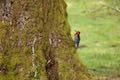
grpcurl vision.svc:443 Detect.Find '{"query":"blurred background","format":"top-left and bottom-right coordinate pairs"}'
top-left (66, 0), bottom-right (120, 79)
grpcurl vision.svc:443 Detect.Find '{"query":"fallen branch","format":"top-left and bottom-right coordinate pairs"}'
top-left (104, 4), bottom-right (120, 13)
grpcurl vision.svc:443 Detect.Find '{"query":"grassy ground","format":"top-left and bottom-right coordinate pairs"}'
top-left (66, 0), bottom-right (120, 79)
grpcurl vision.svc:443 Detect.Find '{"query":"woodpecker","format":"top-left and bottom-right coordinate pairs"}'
top-left (74, 31), bottom-right (80, 48)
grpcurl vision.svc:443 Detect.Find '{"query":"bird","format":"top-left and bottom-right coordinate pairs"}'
top-left (74, 31), bottom-right (81, 48)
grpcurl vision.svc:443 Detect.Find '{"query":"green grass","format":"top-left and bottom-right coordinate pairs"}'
top-left (66, 0), bottom-right (120, 76)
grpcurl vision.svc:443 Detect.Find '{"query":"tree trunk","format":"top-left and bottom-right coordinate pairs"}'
top-left (0, 0), bottom-right (91, 80)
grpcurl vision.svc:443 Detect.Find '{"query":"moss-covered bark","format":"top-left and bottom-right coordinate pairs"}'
top-left (0, 0), bottom-right (91, 80)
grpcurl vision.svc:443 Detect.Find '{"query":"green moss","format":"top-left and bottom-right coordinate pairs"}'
top-left (0, 0), bottom-right (92, 79)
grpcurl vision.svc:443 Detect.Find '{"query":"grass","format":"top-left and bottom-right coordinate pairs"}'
top-left (66, 0), bottom-right (120, 77)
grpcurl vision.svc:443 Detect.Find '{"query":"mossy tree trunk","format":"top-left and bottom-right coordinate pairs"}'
top-left (0, 0), bottom-right (91, 80)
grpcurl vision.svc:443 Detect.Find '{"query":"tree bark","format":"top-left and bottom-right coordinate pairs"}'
top-left (0, 0), bottom-right (91, 80)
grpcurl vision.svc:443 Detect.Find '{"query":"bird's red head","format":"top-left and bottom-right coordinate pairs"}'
top-left (75, 31), bottom-right (81, 35)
